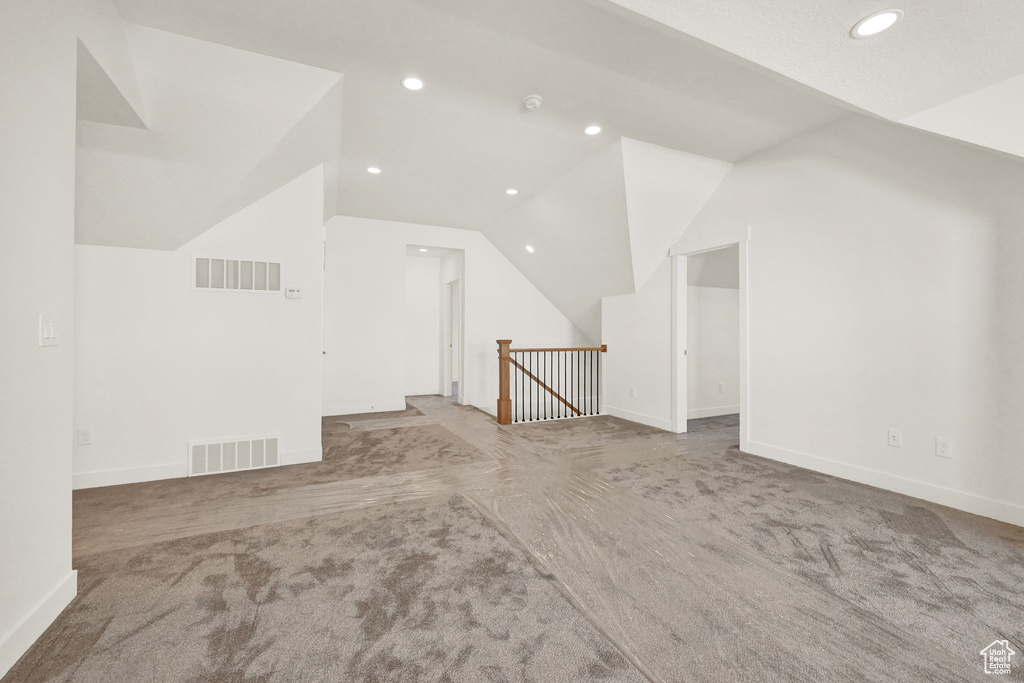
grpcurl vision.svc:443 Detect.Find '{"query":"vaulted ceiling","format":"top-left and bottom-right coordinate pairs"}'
top-left (76, 0), bottom-right (1024, 336)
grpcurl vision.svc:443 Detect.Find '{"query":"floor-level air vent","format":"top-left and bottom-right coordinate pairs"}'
top-left (194, 256), bottom-right (281, 293)
top-left (189, 435), bottom-right (281, 476)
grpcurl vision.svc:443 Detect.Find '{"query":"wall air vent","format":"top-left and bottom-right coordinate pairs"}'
top-left (189, 435), bottom-right (281, 476)
top-left (193, 256), bottom-right (281, 293)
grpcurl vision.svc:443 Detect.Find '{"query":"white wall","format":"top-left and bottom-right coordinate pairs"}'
top-left (0, 2), bottom-right (78, 676)
top-left (601, 260), bottom-right (672, 430)
top-left (679, 113), bottom-right (1024, 526)
top-left (687, 286), bottom-right (739, 418)
top-left (73, 167), bottom-right (325, 489)
top-left (404, 257), bottom-right (441, 396)
top-left (323, 216), bottom-right (587, 416)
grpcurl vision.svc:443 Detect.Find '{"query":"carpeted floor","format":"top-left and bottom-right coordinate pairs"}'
top-left (72, 403), bottom-right (487, 536)
top-left (599, 442), bottom-right (1024, 673)
top-left (6, 496), bottom-right (644, 683)
top-left (8, 400), bottom-right (1024, 682)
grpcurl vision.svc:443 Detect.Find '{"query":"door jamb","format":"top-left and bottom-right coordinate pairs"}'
top-left (669, 227), bottom-right (750, 452)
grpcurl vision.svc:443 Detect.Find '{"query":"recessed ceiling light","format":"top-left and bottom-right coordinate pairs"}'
top-left (419, 248), bottom-right (428, 252)
top-left (506, 188), bottom-right (518, 195)
top-left (367, 167), bottom-right (381, 174)
top-left (525, 245), bottom-right (535, 253)
top-left (851, 9), bottom-right (903, 38)
top-left (584, 125), bottom-right (602, 135)
top-left (401, 76), bottom-right (424, 91)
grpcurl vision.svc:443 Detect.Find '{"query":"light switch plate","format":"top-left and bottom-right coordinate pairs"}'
top-left (39, 314), bottom-right (58, 347)
top-left (285, 288), bottom-right (302, 299)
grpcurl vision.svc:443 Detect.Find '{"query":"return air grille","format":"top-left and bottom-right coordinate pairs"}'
top-left (194, 256), bottom-right (281, 293)
top-left (189, 435), bottom-right (281, 476)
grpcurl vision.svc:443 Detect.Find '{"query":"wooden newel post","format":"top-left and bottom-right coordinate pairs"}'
top-left (497, 339), bottom-right (512, 425)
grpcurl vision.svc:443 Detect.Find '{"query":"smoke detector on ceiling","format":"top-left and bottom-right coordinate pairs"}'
top-left (523, 94), bottom-right (543, 111)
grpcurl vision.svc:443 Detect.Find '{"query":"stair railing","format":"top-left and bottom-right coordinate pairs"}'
top-left (497, 339), bottom-right (607, 425)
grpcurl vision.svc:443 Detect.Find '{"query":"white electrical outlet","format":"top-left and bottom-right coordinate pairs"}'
top-left (888, 428), bottom-right (902, 448)
top-left (77, 428), bottom-right (93, 446)
top-left (935, 437), bottom-right (953, 458)
top-left (629, 387), bottom-right (637, 398)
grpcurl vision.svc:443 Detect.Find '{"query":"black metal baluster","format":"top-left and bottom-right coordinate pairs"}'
top-left (536, 352), bottom-right (544, 421)
top-left (515, 352), bottom-right (519, 423)
top-left (581, 350), bottom-right (586, 416)
top-left (596, 349), bottom-right (600, 415)
top-left (557, 351), bottom-right (561, 418)
top-left (584, 350), bottom-right (589, 415)
top-left (588, 350), bottom-right (593, 415)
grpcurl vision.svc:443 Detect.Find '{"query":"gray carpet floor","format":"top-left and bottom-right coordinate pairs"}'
top-left (8, 400), bottom-right (1024, 682)
top-left (5, 496), bottom-right (644, 683)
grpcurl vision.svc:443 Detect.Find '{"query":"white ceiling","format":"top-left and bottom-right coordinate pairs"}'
top-left (113, 0), bottom-right (852, 235)
top-left (591, 0), bottom-right (1024, 121)
top-left (76, 24), bottom-right (342, 249)
top-left (78, 0), bottom-right (1024, 334)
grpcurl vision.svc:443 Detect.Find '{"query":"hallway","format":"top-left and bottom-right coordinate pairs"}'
top-left (9, 398), bottom-right (1023, 682)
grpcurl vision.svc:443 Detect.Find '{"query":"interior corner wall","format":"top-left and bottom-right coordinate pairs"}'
top-left (404, 257), bottom-right (441, 396)
top-left (687, 286), bottom-right (739, 418)
top-left (601, 259), bottom-right (673, 431)
top-left (0, 3), bottom-right (78, 677)
top-left (73, 167), bottom-right (326, 489)
top-left (323, 216), bottom-right (587, 417)
top-left (681, 114), bottom-right (1024, 527)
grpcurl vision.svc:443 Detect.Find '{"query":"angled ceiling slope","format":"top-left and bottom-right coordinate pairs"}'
top-left (587, 0), bottom-right (1024, 163)
top-left (484, 138), bottom-right (731, 342)
top-left (486, 141), bottom-right (631, 344)
top-left (113, 0), bottom-right (851, 237)
top-left (77, 40), bottom-right (146, 128)
top-left (621, 138), bottom-right (731, 291)
top-left (76, 23), bottom-right (343, 250)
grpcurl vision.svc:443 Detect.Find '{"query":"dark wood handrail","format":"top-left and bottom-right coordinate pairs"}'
top-left (510, 345), bottom-right (607, 353)
top-left (510, 357), bottom-right (581, 416)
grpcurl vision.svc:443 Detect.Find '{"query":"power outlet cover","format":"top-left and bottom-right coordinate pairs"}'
top-left (936, 437), bottom-right (953, 458)
top-left (888, 429), bottom-right (902, 448)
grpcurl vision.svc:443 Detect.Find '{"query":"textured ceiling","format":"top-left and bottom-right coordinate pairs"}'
top-left (589, 0), bottom-right (1024, 121)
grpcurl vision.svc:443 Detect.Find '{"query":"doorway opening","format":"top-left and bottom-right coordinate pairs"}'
top-left (670, 228), bottom-right (750, 451)
top-left (405, 245), bottom-right (465, 403)
top-left (686, 245), bottom-right (740, 434)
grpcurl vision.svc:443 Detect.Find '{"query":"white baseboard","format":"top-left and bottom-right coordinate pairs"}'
top-left (602, 405), bottom-right (673, 431)
top-left (322, 400), bottom-right (407, 417)
top-left (0, 570), bottom-right (77, 678)
top-left (748, 440), bottom-right (1024, 528)
top-left (74, 447), bottom-right (324, 489)
top-left (284, 448), bottom-right (322, 465)
top-left (688, 405), bottom-right (740, 419)
top-left (73, 462), bottom-right (186, 490)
